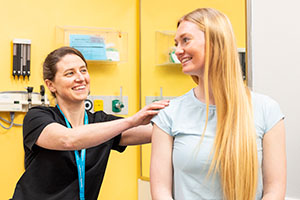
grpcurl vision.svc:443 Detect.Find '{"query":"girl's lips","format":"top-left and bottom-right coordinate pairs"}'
top-left (181, 57), bottom-right (192, 65)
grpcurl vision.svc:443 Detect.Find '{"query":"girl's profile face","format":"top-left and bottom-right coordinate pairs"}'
top-left (175, 20), bottom-right (206, 77)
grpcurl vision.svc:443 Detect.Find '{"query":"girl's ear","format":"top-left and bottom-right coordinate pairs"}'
top-left (45, 79), bottom-right (56, 94)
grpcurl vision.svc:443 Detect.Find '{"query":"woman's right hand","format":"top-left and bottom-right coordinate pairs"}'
top-left (128, 100), bottom-right (169, 127)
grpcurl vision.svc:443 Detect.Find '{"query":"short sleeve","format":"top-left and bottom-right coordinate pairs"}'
top-left (263, 96), bottom-right (285, 133)
top-left (23, 107), bottom-right (58, 151)
top-left (112, 133), bottom-right (126, 152)
top-left (151, 108), bottom-right (173, 136)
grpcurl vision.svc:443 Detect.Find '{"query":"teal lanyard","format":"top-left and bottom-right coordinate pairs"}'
top-left (57, 104), bottom-right (88, 200)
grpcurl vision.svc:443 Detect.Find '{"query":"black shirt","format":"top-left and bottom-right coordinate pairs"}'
top-left (12, 106), bottom-right (126, 200)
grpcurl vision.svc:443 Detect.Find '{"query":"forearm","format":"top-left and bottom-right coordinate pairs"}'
top-left (262, 183), bottom-right (286, 200)
top-left (119, 124), bottom-right (152, 146)
top-left (150, 165), bottom-right (173, 200)
top-left (262, 193), bottom-right (285, 200)
top-left (151, 187), bottom-right (173, 200)
top-left (38, 117), bottom-right (137, 150)
top-left (62, 117), bottom-right (134, 150)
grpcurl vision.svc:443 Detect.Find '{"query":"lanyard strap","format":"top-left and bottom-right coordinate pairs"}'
top-left (57, 104), bottom-right (88, 200)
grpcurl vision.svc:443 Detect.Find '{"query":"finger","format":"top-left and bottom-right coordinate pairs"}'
top-left (143, 110), bottom-right (160, 116)
top-left (146, 104), bottom-right (167, 111)
top-left (151, 99), bottom-right (170, 105)
top-left (148, 101), bottom-right (169, 108)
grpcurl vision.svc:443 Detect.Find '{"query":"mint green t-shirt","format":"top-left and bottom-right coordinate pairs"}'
top-left (151, 89), bottom-right (284, 200)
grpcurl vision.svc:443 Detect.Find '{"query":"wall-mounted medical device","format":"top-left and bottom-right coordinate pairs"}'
top-left (85, 96), bottom-right (128, 115)
top-left (85, 87), bottom-right (128, 115)
top-left (0, 86), bottom-right (49, 112)
top-left (145, 87), bottom-right (176, 105)
top-left (112, 87), bottom-right (124, 113)
top-left (12, 39), bottom-right (31, 79)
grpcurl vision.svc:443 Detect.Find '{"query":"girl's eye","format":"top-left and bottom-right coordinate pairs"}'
top-left (183, 37), bottom-right (190, 43)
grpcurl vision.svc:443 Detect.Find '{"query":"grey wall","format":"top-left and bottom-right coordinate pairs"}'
top-left (249, 0), bottom-right (300, 198)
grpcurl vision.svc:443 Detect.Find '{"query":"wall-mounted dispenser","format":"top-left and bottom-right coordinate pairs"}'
top-left (12, 39), bottom-right (31, 79)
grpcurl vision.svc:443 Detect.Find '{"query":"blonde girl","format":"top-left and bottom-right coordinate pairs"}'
top-left (150, 8), bottom-right (286, 200)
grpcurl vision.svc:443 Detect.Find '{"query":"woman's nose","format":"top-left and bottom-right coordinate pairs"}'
top-left (75, 72), bottom-right (85, 81)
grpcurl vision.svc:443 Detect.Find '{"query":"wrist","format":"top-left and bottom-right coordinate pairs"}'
top-left (125, 116), bottom-right (135, 128)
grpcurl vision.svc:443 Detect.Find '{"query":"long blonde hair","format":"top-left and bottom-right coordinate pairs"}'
top-left (178, 8), bottom-right (258, 200)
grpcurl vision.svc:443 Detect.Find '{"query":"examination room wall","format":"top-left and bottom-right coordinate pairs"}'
top-left (250, 0), bottom-right (300, 198)
top-left (0, 0), bottom-right (141, 199)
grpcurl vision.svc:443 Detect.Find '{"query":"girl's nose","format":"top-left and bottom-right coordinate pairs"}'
top-left (175, 46), bottom-right (184, 57)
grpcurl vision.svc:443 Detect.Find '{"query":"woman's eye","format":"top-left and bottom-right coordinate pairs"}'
top-left (81, 69), bottom-right (87, 73)
top-left (65, 72), bottom-right (73, 76)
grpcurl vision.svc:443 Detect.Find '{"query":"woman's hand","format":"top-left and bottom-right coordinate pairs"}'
top-left (119, 100), bottom-right (170, 146)
top-left (128, 100), bottom-right (170, 127)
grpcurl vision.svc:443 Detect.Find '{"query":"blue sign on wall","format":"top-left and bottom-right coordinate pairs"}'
top-left (70, 34), bottom-right (107, 60)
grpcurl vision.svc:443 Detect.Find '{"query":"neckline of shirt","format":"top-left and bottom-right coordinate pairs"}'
top-left (190, 88), bottom-right (217, 110)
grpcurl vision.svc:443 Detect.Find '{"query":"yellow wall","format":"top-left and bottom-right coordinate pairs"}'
top-left (140, 0), bottom-right (246, 178)
top-left (0, 0), bottom-right (140, 199)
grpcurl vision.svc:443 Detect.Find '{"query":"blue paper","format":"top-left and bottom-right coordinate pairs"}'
top-left (69, 34), bottom-right (107, 60)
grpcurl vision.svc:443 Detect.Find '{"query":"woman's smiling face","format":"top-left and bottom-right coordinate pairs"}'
top-left (47, 54), bottom-right (90, 104)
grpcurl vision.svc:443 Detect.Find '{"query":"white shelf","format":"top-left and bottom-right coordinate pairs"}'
top-left (155, 31), bottom-right (180, 65)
